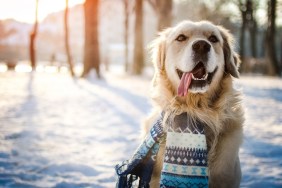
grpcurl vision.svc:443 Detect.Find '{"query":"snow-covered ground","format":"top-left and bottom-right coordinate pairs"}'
top-left (0, 68), bottom-right (281, 188)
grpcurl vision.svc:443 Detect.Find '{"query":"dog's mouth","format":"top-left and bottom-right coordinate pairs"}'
top-left (176, 62), bottom-right (218, 96)
top-left (176, 62), bottom-right (208, 80)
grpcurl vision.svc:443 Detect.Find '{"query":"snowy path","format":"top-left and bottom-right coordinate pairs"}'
top-left (0, 71), bottom-right (281, 187)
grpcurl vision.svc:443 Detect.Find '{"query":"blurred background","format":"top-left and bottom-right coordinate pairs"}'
top-left (0, 0), bottom-right (281, 76)
top-left (0, 0), bottom-right (281, 187)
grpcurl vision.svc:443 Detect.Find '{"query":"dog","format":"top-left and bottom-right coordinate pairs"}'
top-left (143, 20), bottom-right (244, 188)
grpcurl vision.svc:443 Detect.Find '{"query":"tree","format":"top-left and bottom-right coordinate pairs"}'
top-left (238, 0), bottom-right (258, 72)
top-left (131, 0), bottom-right (173, 75)
top-left (147, 0), bottom-right (173, 31)
top-left (82, 0), bottom-right (101, 78)
top-left (124, 0), bottom-right (129, 72)
top-left (265, 0), bottom-right (280, 76)
top-left (132, 0), bottom-right (144, 75)
top-left (64, 0), bottom-right (75, 77)
top-left (29, 0), bottom-right (38, 70)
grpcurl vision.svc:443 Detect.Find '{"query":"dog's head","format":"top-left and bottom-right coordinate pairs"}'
top-left (151, 21), bottom-right (240, 101)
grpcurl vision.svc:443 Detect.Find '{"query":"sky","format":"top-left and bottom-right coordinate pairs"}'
top-left (0, 0), bottom-right (85, 24)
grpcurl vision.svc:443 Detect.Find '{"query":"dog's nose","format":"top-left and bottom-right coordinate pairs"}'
top-left (192, 40), bottom-right (211, 54)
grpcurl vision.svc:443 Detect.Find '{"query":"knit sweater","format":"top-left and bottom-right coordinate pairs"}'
top-left (115, 113), bottom-right (209, 188)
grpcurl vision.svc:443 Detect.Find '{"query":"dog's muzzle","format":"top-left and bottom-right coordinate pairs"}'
top-left (177, 40), bottom-right (218, 96)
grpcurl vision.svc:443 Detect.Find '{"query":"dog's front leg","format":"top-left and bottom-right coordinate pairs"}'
top-left (209, 127), bottom-right (243, 188)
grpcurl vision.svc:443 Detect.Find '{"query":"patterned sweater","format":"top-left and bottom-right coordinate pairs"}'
top-left (115, 113), bottom-right (209, 188)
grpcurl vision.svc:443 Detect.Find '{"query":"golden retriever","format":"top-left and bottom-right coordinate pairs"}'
top-left (143, 20), bottom-right (244, 188)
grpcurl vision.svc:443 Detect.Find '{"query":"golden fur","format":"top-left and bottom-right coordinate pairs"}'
top-left (143, 21), bottom-right (244, 188)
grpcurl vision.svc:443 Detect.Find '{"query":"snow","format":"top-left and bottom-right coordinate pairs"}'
top-left (236, 76), bottom-right (282, 188)
top-left (0, 69), bottom-right (281, 187)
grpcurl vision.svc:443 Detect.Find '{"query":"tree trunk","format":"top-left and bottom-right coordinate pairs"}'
top-left (239, 1), bottom-right (247, 72)
top-left (82, 0), bottom-right (100, 78)
top-left (250, 20), bottom-right (257, 58)
top-left (239, 17), bottom-right (246, 59)
top-left (132, 0), bottom-right (144, 75)
top-left (124, 0), bottom-right (129, 72)
top-left (281, 38), bottom-right (282, 69)
top-left (29, 0), bottom-right (38, 70)
top-left (156, 0), bottom-right (173, 31)
top-left (64, 0), bottom-right (75, 77)
top-left (239, 0), bottom-right (259, 73)
top-left (265, 0), bottom-right (280, 76)
top-left (147, 0), bottom-right (173, 31)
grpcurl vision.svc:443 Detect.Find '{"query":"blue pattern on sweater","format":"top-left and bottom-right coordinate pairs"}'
top-left (160, 173), bottom-right (208, 188)
top-left (115, 113), bottom-right (209, 188)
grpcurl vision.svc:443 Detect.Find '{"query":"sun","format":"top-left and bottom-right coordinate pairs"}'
top-left (0, 0), bottom-right (85, 24)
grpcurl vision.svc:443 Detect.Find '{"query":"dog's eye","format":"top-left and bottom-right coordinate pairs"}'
top-left (175, 34), bottom-right (187, 42)
top-left (208, 35), bottom-right (219, 43)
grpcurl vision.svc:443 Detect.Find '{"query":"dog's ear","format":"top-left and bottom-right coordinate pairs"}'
top-left (150, 28), bottom-right (171, 71)
top-left (218, 26), bottom-right (240, 78)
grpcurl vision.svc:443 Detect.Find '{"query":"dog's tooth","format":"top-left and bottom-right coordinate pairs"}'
top-left (199, 74), bottom-right (208, 80)
top-left (192, 74), bottom-right (208, 80)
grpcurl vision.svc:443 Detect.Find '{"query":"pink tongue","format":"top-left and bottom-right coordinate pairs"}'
top-left (177, 73), bottom-right (192, 97)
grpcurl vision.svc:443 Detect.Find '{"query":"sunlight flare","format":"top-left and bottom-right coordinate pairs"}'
top-left (0, 64), bottom-right (8, 72)
top-left (44, 65), bottom-right (58, 74)
top-left (0, 0), bottom-right (85, 23)
top-left (15, 64), bottom-right (32, 73)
